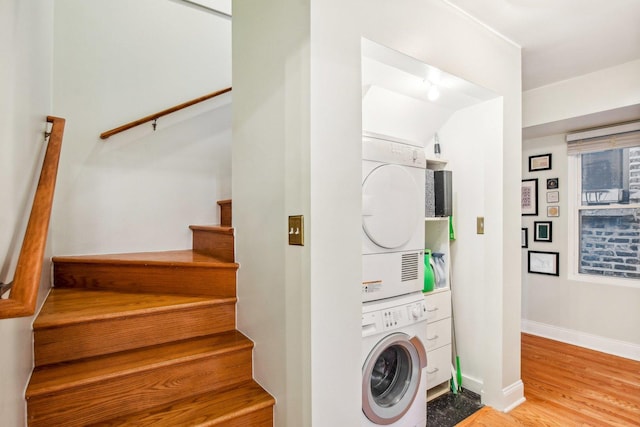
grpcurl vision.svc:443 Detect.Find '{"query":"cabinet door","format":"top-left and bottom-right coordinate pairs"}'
top-left (425, 317), bottom-right (452, 351)
top-left (426, 344), bottom-right (452, 389)
top-left (424, 290), bottom-right (451, 323)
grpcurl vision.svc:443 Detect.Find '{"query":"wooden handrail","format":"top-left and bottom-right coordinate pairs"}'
top-left (0, 116), bottom-right (65, 319)
top-left (100, 87), bottom-right (232, 140)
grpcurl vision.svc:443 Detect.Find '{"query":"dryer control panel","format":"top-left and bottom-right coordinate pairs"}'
top-left (363, 137), bottom-right (426, 168)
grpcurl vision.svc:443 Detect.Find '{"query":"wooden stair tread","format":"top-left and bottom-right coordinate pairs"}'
top-left (34, 289), bottom-right (235, 328)
top-left (52, 249), bottom-right (238, 268)
top-left (27, 331), bottom-right (252, 398)
top-left (189, 225), bottom-right (233, 234)
top-left (89, 380), bottom-right (274, 427)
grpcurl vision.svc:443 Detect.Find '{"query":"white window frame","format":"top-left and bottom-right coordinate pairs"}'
top-left (567, 151), bottom-right (640, 289)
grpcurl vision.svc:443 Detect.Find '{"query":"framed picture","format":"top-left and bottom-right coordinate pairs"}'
top-left (521, 179), bottom-right (538, 216)
top-left (529, 153), bottom-right (552, 172)
top-left (547, 206), bottom-right (560, 217)
top-left (547, 178), bottom-right (559, 189)
top-left (521, 228), bottom-right (528, 248)
top-left (534, 221), bottom-right (552, 242)
top-left (546, 191), bottom-right (559, 203)
top-left (528, 251), bottom-right (559, 276)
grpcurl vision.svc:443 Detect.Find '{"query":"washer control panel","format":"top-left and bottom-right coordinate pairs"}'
top-left (362, 298), bottom-right (427, 338)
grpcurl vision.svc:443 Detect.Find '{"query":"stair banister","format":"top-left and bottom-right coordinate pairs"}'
top-left (176, 0), bottom-right (232, 19)
top-left (100, 87), bottom-right (232, 140)
top-left (0, 116), bottom-right (65, 319)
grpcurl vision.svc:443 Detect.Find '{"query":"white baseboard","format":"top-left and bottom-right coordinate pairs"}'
top-left (522, 319), bottom-right (640, 361)
top-left (459, 375), bottom-right (525, 413)
top-left (501, 380), bottom-right (526, 413)
top-left (460, 374), bottom-right (482, 395)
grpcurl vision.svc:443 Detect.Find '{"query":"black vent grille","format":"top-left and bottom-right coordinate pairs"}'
top-left (401, 253), bottom-right (420, 282)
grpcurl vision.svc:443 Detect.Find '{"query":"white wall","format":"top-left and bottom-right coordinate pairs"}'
top-left (522, 135), bottom-right (640, 360)
top-left (308, 1), bottom-right (363, 425)
top-left (0, 1), bottom-right (53, 425)
top-left (435, 99), bottom-right (508, 396)
top-left (52, 0), bottom-right (232, 256)
top-left (523, 60), bottom-right (640, 129)
top-left (522, 57), bottom-right (640, 360)
top-left (234, 0), bottom-right (522, 424)
top-left (233, 0), bottom-right (327, 424)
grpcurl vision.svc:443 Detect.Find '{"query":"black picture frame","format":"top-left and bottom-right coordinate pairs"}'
top-left (534, 221), bottom-right (552, 242)
top-left (521, 178), bottom-right (538, 216)
top-left (529, 153), bottom-right (552, 172)
top-left (547, 178), bottom-right (559, 189)
top-left (528, 251), bottom-right (560, 276)
top-left (521, 228), bottom-right (528, 248)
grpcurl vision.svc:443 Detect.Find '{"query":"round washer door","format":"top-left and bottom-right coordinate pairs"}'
top-left (362, 164), bottom-right (421, 249)
top-left (362, 332), bottom-right (426, 425)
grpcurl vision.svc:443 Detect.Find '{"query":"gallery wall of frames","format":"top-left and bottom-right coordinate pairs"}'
top-left (522, 153), bottom-right (560, 276)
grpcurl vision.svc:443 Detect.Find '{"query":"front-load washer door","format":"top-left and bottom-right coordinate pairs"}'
top-left (362, 333), bottom-right (427, 425)
top-left (362, 164), bottom-right (421, 250)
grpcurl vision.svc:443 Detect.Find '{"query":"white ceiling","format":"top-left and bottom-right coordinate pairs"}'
top-left (361, 39), bottom-right (499, 143)
top-left (445, 0), bottom-right (640, 91)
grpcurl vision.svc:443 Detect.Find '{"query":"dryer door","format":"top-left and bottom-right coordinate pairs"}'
top-left (362, 164), bottom-right (421, 249)
top-left (362, 332), bottom-right (427, 425)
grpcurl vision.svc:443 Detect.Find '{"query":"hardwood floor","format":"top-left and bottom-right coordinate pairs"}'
top-left (457, 333), bottom-right (640, 426)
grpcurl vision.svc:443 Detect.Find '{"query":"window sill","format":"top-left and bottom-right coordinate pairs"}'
top-left (567, 272), bottom-right (640, 289)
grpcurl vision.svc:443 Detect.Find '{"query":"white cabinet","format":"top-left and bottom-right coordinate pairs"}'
top-left (424, 289), bottom-right (452, 399)
top-left (426, 342), bottom-right (452, 390)
top-left (425, 317), bottom-right (452, 352)
top-left (424, 289), bottom-right (451, 323)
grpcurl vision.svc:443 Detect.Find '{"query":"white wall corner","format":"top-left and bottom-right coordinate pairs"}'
top-left (501, 380), bottom-right (526, 413)
top-left (522, 319), bottom-right (640, 362)
top-left (480, 378), bottom-right (525, 412)
top-left (464, 374), bottom-right (525, 413)
top-left (461, 373), bottom-right (483, 396)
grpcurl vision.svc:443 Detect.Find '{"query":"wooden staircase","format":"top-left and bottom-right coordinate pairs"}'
top-left (26, 221), bottom-right (275, 426)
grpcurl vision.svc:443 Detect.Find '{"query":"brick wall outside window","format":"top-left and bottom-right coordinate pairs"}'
top-left (580, 209), bottom-right (640, 279)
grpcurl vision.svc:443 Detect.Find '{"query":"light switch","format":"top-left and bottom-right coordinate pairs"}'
top-left (477, 217), bottom-right (484, 234)
top-left (288, 215), bottom-right (304, 245)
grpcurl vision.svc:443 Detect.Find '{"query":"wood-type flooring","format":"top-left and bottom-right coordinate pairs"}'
top-left (457, 333), bottom-right (640, 426)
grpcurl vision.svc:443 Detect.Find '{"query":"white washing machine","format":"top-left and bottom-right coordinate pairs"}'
top-left (362, 291), bottom-right (428, 426)
top-left (362, 134), bottom-right (425, 302)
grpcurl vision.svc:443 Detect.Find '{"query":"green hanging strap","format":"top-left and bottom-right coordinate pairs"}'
top-left (449, 215), bottom-right (456, 241)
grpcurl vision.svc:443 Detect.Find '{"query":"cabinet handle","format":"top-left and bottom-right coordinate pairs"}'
top-left (426, 367), bottom-right (439, 374)
top-left (427, 335), bottom-right (439, 341)
top-left (426, 307), bottom-right (439, 312)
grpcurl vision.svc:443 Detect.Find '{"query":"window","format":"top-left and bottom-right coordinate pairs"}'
top-left (569, 125), bottom-right (640, 283)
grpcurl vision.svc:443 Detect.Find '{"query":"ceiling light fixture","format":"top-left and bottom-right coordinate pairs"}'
top-left (422, 78), bottom-right (441, 101)
top-left (427, 83), bottom-right (440, 101)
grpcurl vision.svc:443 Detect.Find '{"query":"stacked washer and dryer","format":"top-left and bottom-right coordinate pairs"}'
top-left (361, 133), bottom-right (429, 426)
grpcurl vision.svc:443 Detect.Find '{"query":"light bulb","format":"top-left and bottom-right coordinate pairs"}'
top-left (427, 84), bottom-right (440, 101)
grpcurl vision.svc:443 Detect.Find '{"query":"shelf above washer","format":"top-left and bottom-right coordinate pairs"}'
top-left (426, 158), bottom-right (448, 170)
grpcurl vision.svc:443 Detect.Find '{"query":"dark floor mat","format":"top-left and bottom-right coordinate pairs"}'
top-left (426, 388), bottom-right (483, 426)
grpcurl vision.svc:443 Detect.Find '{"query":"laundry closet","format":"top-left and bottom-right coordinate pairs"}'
top-left (360, 39), bottom-right (503, 426)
